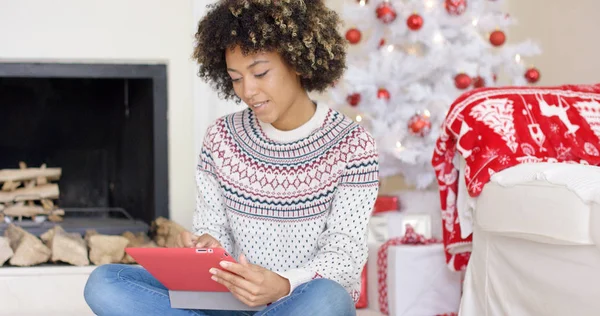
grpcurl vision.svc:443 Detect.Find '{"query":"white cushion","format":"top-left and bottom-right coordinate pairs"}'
top-left (475, 163), bottom-right (600, 245)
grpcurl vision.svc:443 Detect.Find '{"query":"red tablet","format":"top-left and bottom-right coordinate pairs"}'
top-left (125, 247), bottom-right (236, 292)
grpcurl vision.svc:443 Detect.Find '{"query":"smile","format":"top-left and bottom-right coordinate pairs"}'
top-left (252, 101), bottom-right (269, 109)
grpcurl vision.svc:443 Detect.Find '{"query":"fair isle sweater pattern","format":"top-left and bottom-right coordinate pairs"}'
top-left (194, 105), bottom-right (379, 302)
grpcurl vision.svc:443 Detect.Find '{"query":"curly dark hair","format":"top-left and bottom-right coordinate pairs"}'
top-left (193, 0), bottom-right (347, 101)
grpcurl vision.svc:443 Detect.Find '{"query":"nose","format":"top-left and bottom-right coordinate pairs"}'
top-left (242, 77), bottom-right (259, 101)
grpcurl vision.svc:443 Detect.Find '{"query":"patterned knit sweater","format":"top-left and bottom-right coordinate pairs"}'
top-left (193, 102), bottom-right (379, 301)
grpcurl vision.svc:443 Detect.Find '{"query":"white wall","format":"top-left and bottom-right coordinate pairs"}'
top-left (508, 0), bottom-right (600, 85)
top-left (2, 0), bottom-right (596, 230)
top-left (0, 0), bottom-right (198, 228)
top-left (192, 1), bottom-right (240, 160)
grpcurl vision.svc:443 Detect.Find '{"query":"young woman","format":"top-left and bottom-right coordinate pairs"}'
top-left (84, 1), bottom-right (379, 315)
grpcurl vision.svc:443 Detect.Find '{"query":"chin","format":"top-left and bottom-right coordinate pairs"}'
top-left (255, 112), bottom-right (278, 124)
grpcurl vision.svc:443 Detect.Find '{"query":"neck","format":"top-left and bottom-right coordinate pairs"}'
top-left (271, 92), bottom-right (316, 131)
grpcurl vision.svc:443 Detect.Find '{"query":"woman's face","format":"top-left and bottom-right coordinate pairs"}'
top-left (225, 46), bottom-right (304, 126)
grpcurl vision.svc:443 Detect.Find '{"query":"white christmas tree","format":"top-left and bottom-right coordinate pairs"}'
top-left (329, 0), bottom-right (541, 188)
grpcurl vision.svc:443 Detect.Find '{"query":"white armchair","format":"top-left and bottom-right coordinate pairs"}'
top-left (458, 162), bottom-right (600, 316)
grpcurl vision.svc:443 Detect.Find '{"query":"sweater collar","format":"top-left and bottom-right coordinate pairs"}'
top-left (257, 102), bottom-right (329, 143)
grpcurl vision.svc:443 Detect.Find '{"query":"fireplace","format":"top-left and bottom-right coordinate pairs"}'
top-left (0, 63), bottom-right (168, 236)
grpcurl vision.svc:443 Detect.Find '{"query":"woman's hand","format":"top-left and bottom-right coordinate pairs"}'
top-left (210, 254), bottom-right (291, 307)
top-left (178, 231), bottom-right (222, 248)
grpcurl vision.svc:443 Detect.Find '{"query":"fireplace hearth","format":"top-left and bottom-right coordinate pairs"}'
top-left (0, 63), bottom-right (169, 237)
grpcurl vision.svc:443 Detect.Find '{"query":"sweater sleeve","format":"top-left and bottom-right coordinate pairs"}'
top-left (276, 129), bottom-right (379, 301)
top-left (192, 124), bottom-right (234, 255)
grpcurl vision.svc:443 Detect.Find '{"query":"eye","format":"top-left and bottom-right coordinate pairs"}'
top-left (255, 70), bottom-right (269, 78)
top-left (231, 77), bottom-right (242, 83)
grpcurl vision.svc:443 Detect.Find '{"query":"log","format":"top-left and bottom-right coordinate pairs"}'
top-left (41, 226), bottom-right (89, 266)
top-left (2, 204), bottom-right (65, 218)
top-left (84, 230), bottom-right (98, 244)
top-left (151, 217), bottom-right (186, 248)
top-left (88, 234), bottom-right (130, 265)
top-left (0, 168), bottom-right (61, 183)
top-left (48, 214), bottom-right (64, 222)
top-left (2, 181), bottom-right (21, 191)
top-left (41, 199), bottom-right (54, 210)
top-left (0, 237), bottom-right (13, 266)
top-left (3, 204), bottom-right (46, 218)
top-left (5, 224), bottom-right (51, 266)
top-left (0, 184), bottom-right (59, 203)
top-left (121, 231), bottom-right (157, 264)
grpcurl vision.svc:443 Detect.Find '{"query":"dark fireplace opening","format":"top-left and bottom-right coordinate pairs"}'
top-left (0, 63), bottom-right (168, 236)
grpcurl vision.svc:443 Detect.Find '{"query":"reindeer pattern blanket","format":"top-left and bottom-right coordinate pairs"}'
top-left (432, 84), bottom-right (600, 271)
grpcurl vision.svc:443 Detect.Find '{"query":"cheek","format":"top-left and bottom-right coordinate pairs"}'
top-left (264, 73), bottom-right (292, 104)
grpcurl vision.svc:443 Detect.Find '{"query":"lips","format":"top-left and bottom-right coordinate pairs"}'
top-left (252, 101), bottom-right (268, 108)
top-left (251, 100), bottom-right (269, 113)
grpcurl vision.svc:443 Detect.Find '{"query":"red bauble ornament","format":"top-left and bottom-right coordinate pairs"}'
top-left (525, 67), bottom-right (540, 83)
top-left (407, 13), bottom-right (424, 31)
top-left (379, 38), bottom-right (386, 48)
top-left (347, 93), bottom-right (361, 106)
top-left (376, 2), bottom-right (397, 24)
top-left (377, 88), bottom-right (390, 100)
top-left (345, 28), bottom-right (362, 44)
top-left (454, 73), bottom-right (471, 89)
top-left (445, 0), bottom-right (467, 16)
top-left (489, 30), bottom-right (506, 46)
top-left (408, 113), bottom-right (432, 137)
top-left (472, 76), bottom-right (485, 88)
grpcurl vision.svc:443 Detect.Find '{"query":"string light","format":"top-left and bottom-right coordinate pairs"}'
top-left (356, 115), bottom-right (363, 122)
top-left (396, 141), bottom-right (403, 149)
top-left (359, 0), bottom-right (367, 6)
top-left (425, 0), bottom-right (435, 9)
top-left (387, 45), bottom-right (395, 52)
top-left (423, 109), bottom-right (431, 117)
top-left (472, 18), bottom-right (479, 26)
top-left (515, 54), bottom-right (521, 63)
top-left (433, 32), bottom-right (444, 44)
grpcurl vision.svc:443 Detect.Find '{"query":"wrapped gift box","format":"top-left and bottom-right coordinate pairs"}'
top-left (368, 212), bottom-right (433, 244)
top-left (377, 243), bottom-right (462, 315)
top-left (366, 222), bottom-right (462, 315)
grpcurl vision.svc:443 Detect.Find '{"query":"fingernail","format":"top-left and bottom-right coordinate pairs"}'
top-left (211, 276), bottom-right (217, 281)
top-left (209, 268), bottom-right (217, 275)
top-left (220, 261), bottom-right (230, 268)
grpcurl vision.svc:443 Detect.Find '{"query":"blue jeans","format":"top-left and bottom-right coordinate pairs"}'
top-left (84, 264), bottom-right (356, 316)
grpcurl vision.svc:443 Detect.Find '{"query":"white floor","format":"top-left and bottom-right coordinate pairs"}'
top-left (0, 265), bottom-right (384, 316)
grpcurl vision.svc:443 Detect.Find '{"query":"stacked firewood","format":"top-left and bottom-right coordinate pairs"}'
top-left (0, 217), bottom-right (180, 267)
top-left (0, 162), bottom-right (65, 223)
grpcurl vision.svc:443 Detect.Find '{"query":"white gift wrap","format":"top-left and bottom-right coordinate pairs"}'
top-left (369, 243), bottom-right (462, 315)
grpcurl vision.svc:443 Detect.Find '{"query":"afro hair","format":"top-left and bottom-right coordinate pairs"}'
top-left (193, 0), bottom-right (347, 101)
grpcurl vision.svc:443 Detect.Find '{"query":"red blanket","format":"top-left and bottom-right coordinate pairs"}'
top-left (432, 84), bottom-right (600, 271)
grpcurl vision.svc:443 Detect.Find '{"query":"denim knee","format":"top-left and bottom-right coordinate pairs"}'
top-left (83, 264), bottom-right (120, 311)
top-left (306, 279), bottom-right (355, 314)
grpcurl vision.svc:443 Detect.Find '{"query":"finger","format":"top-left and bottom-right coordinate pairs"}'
top-left (208, 239), bottom-right (222, 248)
top-left (218, 261), bottom-right (258, 282)
top-left (182, 233), bottom-right (196, 248)
top-left (239, 254), bottom-right (250, 266)
top-left (195, 235), bottom-right (220, 248)
top-left (211, 273), bottom-right (259, 306)
top-left (189, 236), bottom-right (200, 248)
top-left (211, 268), bottom-right (258, 294)
top-left (194, 236), bottom-right (211, 248)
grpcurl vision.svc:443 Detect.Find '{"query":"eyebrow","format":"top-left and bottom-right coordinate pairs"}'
top-left (227, 60), bottom-right (269, 73)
